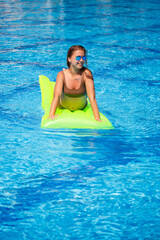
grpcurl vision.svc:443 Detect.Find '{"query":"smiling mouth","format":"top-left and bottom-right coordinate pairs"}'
top-left (77, 62), bottom-right (83, 66)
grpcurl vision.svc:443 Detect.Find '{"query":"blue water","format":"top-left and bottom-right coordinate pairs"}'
top-left (0, 0), bottom-right (160, 239)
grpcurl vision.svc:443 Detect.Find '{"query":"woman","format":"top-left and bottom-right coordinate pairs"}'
top-left (49, 45), bottom-right (101, 121)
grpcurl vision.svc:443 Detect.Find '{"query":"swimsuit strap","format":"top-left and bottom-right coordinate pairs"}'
top-left (61, 70), bottom-right (66, 92)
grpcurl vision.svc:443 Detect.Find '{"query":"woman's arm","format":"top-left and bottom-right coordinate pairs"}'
top-left (49, 71), bottom-right (64, 119)
top-left (84, 69), bottom-right (101, 121)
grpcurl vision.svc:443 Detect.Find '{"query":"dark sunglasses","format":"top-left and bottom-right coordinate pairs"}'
top-left (76, 56), bottom-right (86, 61)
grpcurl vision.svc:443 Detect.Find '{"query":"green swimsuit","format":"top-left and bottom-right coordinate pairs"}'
top-left (60, 91), bottom-right (87, 111)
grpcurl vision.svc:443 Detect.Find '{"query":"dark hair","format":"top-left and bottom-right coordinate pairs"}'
top-left (67, 45), bottom-right (87, 67)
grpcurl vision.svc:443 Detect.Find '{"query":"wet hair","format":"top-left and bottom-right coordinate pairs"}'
top-left (67, 45), bottom-right (87, 67)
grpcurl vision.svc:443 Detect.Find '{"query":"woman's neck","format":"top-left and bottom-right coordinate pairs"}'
top-left (69, 65), bottom-right (82, 75)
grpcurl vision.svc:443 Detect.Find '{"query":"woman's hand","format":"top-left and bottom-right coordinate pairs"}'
top-left (48, 114), bottom-right (59, 120)
top-left (95, 118), bottom-right (102, 122)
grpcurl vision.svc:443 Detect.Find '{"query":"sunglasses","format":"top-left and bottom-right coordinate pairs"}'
top-left (76, 56), bottom-right (86, 61)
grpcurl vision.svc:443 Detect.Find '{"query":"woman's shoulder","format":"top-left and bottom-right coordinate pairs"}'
top-left (57, 68), bottom-right (69, 76)
top-left (57, 69), bottom-right (68, 77)
top-left (56, 70), bottom-right (65, 83)
top-left (83, 67), bottom-right (93, 80)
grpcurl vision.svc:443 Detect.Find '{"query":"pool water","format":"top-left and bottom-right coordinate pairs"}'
top-left (0, 0), bottom-right (160, 239)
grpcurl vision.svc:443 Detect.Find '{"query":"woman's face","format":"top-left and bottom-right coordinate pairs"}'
top-left (68, 50), bottom-right (86, 69)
